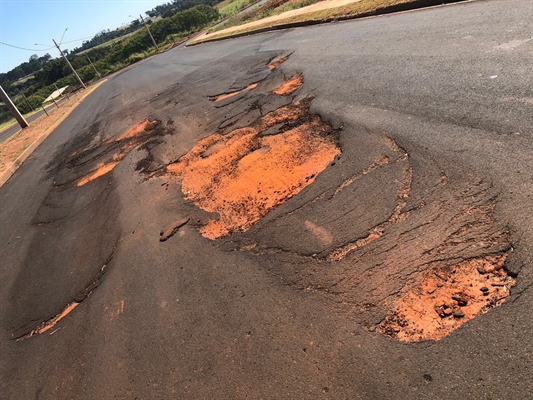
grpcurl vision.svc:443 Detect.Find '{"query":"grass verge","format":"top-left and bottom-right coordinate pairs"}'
top-left (193, 0), bottom-right (467, 43)
top-left (217, 0), bottom-right (263, 17)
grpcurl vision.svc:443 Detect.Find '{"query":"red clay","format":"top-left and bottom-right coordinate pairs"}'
top-left (377, 254), bottom-right (515, 342)
top-left (115, 118), bottom-right (158, 141)
top-left (210, 83), bottom-right (258, 102)
top-left (76, 119), bottom-right (159, 186)
top-left (268, 55), bottom-right (290, 70)
top-left (17, 302), bottom-right (79, 340)
top-left (167, 104), bottom-right (339, 239)
top-left (76, 161), bottom-right (119, 186)
top-left (273, 74), bottom-right (303, 95)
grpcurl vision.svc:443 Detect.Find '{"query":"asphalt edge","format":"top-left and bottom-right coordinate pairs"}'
top-left (0, 80), bottom-right (107, 188)
top-left (187, 0), bottom-right (471, 46)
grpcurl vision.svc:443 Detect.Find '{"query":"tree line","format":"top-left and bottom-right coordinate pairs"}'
top-left (0, 3), bottom-right (221, 124)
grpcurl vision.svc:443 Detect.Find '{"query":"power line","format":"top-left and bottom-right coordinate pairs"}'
top-left (0, 35), bottom-right (93, 53)
top-left (58, 28), bottom-right (68, 46)
top-left (0, 41), bottom-right (54, 52)
top-left (62, 36), bottom-right (93, 44)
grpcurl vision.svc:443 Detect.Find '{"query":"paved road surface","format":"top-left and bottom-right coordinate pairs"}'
top-left (2, 0), bottom-right (533, 398)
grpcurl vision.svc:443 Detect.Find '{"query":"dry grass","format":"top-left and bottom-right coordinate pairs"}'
top-left (196, 0), bottom-right (427, 42)
top-left (0, 82), bottom-right (104, 177)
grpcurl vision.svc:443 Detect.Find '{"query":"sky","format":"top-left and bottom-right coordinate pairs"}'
top-left (0, 0), bottom-right (168, 73)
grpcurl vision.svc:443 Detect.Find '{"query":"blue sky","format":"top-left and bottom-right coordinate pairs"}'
top-left (0, 0), bottom-right (167, 73)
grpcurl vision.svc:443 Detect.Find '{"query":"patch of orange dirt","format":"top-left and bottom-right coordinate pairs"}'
top-left (210, 83), bottom-right (258, 102)
top-left (115, 118), bottom-right (159, 141)
top-left (76, 161), bottom-right (119, 186)
top-left (17, 302), bottom-right (79, 340)
top-left (167, 103), bottom-right (339, 239)
top-left (73, 119), bottom-right (161, 186)
top-left (269, 55), bottom-right (290, 70)
top-left (255, 101), bottom-right (307, 130)
top-left (273, 74), bottom-right (303, 95)
top-left (377, 254), bottom-right (515, 342)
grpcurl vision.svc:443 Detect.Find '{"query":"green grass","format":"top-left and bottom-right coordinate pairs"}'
top-left (14, 74), bottom-right (36, 85)
top-left (0, 107), bottom-right (43, 132)
top-left (0, 119), bottom-right (16, 132)
top-left (77, 30), bottom-right (141, 54)
top-left (203, 0), bottom-right (421, 40)
top-left (212, 0), bottom-right (290, 31)
top-left (217, 0), bottom-right (262, 17)
top-left (276, 0), bottom-right (323, 13)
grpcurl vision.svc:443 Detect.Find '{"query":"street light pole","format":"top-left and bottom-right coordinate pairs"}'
top-left (139, 14), bottom-right (159, 52)
top-left (0, 85), bottom-right (29, 129)
top-left (53, 39), bottom-right (86, 89)
top-left (22, 94), bottom-right (35, 112)
top-left (86, 55), bottom-right (101, 79)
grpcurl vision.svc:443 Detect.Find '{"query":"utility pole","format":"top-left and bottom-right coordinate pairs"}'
top-left (40, 103), bottom-right (49, 116)
top-left (139, 14), bottom-right (159, 52)
top-left (22, 94), bottom-right (35, 112)
top-left (53, 39), bottom-right (86, 89)
top-left (0, 85), bottom-right (29, 129)
top-left (86, 55), bottom-right (101, 79)
top-left (54, 83), bottom-right (70, 100)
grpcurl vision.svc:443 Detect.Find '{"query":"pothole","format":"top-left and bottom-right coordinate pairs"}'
top-left (114, 118), bottom-right (159, 141)
top-left (166, 99), bottom-right (340, 239)
top-left (73, 119), bottom-right (161, 186)
top-left (209, 83), bottom-right (259, 102)
top-left (268, 54), bottom-right (290, 70)
top-left (377, 254), bottom-right (515, 342)
top-left (273, 74), bottom-right (303, 96)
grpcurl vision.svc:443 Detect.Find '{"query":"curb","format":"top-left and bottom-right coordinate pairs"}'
top-left (188, 0), bottom-right (470, 46)
top-left (0, 80), bottom-right (107, 188)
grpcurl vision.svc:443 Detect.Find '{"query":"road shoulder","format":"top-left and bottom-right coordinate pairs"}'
top-left (0, 80), bottom-right (107, 188)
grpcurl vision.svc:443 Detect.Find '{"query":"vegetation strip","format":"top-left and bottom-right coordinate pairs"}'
top-left (189, 0), bottom-right (470, 45)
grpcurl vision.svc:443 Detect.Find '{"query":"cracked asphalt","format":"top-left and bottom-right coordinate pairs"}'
top-left (1, 0), bottom-right (533, 398)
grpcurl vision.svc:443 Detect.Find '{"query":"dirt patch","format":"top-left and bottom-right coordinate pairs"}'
top-left (115, 118), bottom-right (159, 141)
top-left (69, 119), bottom-right (161, 186)
top-left (76, 161), bottom-right (119, 187)
top-left (273, 74), bottom-right (303, 95)
top-left (269, 54), bottom-right (290, 70)
top-left (377, 254), bottom-right (515, 342)
top-left (17, 302), bottom-right (79, 340)
top-left (210, 83), bottom-right (259, 102)
top-left (167, 99), bottom-right (339, 239)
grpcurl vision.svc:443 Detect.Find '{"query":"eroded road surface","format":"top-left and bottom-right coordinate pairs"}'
top-left (2, 0), bottom-right (533, 398)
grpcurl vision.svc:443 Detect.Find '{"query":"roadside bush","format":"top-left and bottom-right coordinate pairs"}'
top-left (128, 52), bottom-right (148, 64)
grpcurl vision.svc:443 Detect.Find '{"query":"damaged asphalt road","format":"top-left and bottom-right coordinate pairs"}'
top-left (1, 0), bottom-right (533, 398)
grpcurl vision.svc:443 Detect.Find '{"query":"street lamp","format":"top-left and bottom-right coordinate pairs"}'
top-left (38, 28), bottom-right (86, 89)
top-left (130, 14), bottom-right (159, 52)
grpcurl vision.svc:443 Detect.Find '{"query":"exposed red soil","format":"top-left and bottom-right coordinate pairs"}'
top-left (268, 55), bottom-right (290, 70)
top-left (167, 100), bottom-right (339, 239)
top-left (115, 118), bottom-right (159, 141)
top-left (76, 161), bottom-right (119, 187)
top-left (75, 119), bottom-right (160, 186)
top-left (273, 74), bottom-right (304, 95)
top-left (17, 302), bottom-right (79, 340)
top-left (210, 83), bottom-right (259, 102)
top-left (377, 254), bottom-right (515, 342)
